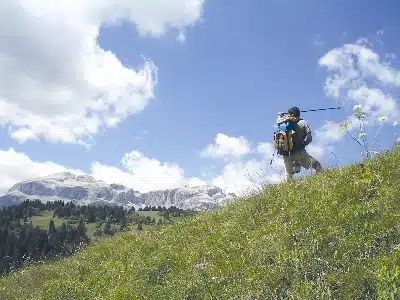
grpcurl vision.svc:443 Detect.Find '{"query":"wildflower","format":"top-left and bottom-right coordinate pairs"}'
top-left (378, 116), bottom-right (388, 123)
top-left (358, 112), bottom-right (367, 119)
top-left (339, 120), bottom-right (352, 132)
top-left (394, 121), bottom-right (398, 126)
top-left (195, 262), bottom-right (209, 270)
top-left (359, 133), bottom-right (367, 138)
top-left (353, 104), bottom-right (362, 111)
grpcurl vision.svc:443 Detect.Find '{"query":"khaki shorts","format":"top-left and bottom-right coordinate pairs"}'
top-left (283, 149), bottom-right (321, 179)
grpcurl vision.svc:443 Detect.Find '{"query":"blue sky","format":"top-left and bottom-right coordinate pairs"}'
top-left (1, 0), bottom-right (400, 195)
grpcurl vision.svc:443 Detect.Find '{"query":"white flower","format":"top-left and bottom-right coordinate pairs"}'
top-left (378, 116), bottom-right (388, 123)
top-left (195, 262), bottom-right (209, 270)
top-left (359, 133), bottom-right (367, 138)
top-left (353, 104), bottom-right (362, 111)
top-left (394, 121), bottom-right (399, 126)
top-left (354, 111), bottom-right (367, 120)
top-left (339, 120), bottom-right (352, 132)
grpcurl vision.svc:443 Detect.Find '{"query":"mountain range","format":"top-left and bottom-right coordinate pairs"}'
top-left (0, 172), bottom-right (237, 211)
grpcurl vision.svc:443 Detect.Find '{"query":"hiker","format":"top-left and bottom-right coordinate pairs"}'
top-left (276, 106), bottom-right (323, 181)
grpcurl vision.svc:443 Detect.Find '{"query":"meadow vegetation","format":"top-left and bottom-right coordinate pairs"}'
top-left (0, 143), bottom-right (399, 299)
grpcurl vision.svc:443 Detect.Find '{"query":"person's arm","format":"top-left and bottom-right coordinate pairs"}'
top-left (304, 132), bottom-right (312, 146)
top-left (302, 121), bottom-right (312, 147)
top-left (276, 112), bottom-right (286, 125)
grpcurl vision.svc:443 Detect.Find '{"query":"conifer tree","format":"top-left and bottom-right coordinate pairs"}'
top-left (47, 219), bottom-right (57, 254)
top-left (48, 219), bottom-right (56, 235)
top-left (77, 218), bottom-right (88, 242)
top-left (104, 220), bottom-right (112, 235)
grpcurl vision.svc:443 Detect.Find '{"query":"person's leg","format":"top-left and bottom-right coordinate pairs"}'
top-left (293, 161), bottom-right (301, 173)
top-left (312, 158), bottom-right (323, 173)
top-left (283, 155), bottom-right (294, 181)
top-left (298, 150), bottom-right (323, 173)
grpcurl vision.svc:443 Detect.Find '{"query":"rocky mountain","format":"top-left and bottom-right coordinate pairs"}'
top-left (0, 172), bottom-right (237, 211)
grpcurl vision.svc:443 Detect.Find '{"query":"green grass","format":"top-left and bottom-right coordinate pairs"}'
top-left (1, 148), bottom-right (400, 299)
top-left (27, 211), bottom-right (65, 229)
top-left (85, 222), bottom-right (98, 238)
top-left (25, 211), bottom-right (102, 240)
top-left (133, 210), bottom-right (161, 219)
top-left (131, 210), bottom-right (166, 223)
top-left (25, 210), bottom-right (166, 240)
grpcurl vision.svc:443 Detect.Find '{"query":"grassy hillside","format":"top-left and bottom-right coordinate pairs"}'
top-left (0, 148), bottom-right (399, 299)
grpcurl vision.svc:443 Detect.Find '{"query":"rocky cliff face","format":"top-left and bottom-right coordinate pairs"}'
top-left (0, 172), bottom-right (237, 211)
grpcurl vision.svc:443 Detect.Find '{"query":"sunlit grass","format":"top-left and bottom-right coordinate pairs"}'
top-left (28, 211), bottom-right (64, 228)
top-left (0, 147), bottom-right (399, 299)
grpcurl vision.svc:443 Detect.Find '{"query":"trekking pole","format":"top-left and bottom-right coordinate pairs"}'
top-left (281, 106), bottom-right (342, 115)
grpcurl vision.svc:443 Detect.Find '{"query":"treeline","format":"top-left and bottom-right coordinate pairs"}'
top-left (0, 202), bottom-right (89, 275)
top-left (93, 204), bottom-right (196, 236)
top-left (138, 205), bottom-right (196, 218)
top-left (0, 200), bottom-right (196, 275)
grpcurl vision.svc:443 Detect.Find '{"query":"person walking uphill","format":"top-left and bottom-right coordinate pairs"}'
top-left (275, 106), bottom-right (323, 181)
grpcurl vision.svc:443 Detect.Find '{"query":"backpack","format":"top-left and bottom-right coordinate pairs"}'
top-left (274, 117), bottom-right (300, 156)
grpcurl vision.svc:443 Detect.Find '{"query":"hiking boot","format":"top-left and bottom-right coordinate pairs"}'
top-left (311, 160), bottom-right (323, 173)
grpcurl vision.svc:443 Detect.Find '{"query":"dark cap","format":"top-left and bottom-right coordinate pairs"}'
top-left (288, 107), bottom-right (300, 117)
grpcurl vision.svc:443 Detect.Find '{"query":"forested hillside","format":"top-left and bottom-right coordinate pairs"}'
top-left (0, 200), bottom-right (195, 275)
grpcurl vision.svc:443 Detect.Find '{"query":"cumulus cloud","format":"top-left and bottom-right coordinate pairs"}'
top-left (92, 150), bottom-right (187, 192)
top-left (185, 177), bottom-right (208, 187)
top-left (305, 120), bottom-right (345, 160)
top-left (92, 150), bottom-right (210, 192)
top-left (211, 156), bottom-right (284, 196)
top-left (200, 134), bottom-right (285, 195)
top-left (0, 148), bottom-right (207, 195)
top-left (315, 33), bottom-right (400, 158)
top-left (200, 133), bottom-right (251, 160)
top-left (315, 121), bottom-right (344, 145)
top-left (319, 38), bottom-right (400, 121)
top-left (0, 0), bottom-right (205, 145)
top-left (0, 148), bottom-right (84, 195)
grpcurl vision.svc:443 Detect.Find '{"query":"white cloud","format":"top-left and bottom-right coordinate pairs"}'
top-left (315, 121), bottom-right (344, 144)
top-left (0, 148), bottom-right (84, 195)
top-left (0, 0), bottom-right (204, 145)
top-left (185, 177), bottom-right (207, 187)
top-left (319, 39), bottom-right (400, 120)
top-left (0, 138), bottom-right (305, 199)
top-left (177, 31), bottom-right (186, 43)
top-left (306, 144), bottom-right (326, 160)
top-left (211, 157), bottom-right (284, 196)
top-left (308, 121), bottom-right (345, 159)
top-left (347, 86), bottom-right (398, 121)
top-left (92, 150), bottom-right (198, 192)
top-left (316, 34), bottom-right (400, 157)
top-left (0, 147), bottom-right (208, 196)
top-left (305, 120), bottom-right (345, 160)
top-left (256, 142), bottom-right (276, 157)
top-left (200, 133), bottom-right (251, 159)
top-left (201, 135), bottom-right (285, 195)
